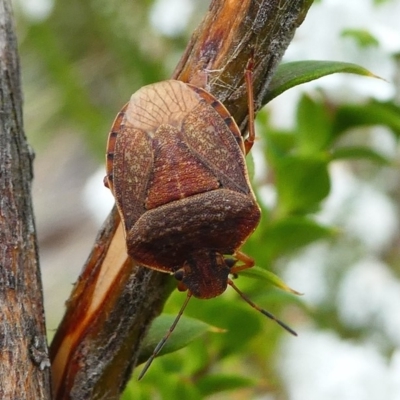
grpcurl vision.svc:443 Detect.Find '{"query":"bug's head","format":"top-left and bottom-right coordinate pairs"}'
top-left (174, 251), bottom-right (231, 299)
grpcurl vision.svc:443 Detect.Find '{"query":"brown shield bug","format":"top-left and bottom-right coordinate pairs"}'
top-left (105, 67), bottom-right (296, 379)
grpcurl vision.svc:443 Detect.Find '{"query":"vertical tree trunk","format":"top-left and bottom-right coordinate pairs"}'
top-left (0, 0), bottom-right (51, 398)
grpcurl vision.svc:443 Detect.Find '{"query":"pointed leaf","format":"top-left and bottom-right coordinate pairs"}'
top-left (240, 266), bottom-right (302, 295)
top-left (297, 94), bottom-right (332, 154)
top-left (265, 60), bottom-right (379, 103)
top-left (331, 146), bottom-right (391, 164)
top-left (137, 315), bottom-right (219, 364)
top-left (341, 29), bottom-right (379, 48)
top-left (333, 100), bottom-right (400, 138)
top-left (197, 374), bottom-right (255, 396)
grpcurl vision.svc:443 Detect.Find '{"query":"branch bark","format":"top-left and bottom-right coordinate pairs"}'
top-left (0, 0), bottom-right (51, 398)
top-left (50, 0), bottom-right (313, 398)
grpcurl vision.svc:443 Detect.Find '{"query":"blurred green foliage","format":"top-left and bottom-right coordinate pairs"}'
top-left (15, 0), bottom-right (400, 399)
top-left (16, 0), bottom-right (207, 155)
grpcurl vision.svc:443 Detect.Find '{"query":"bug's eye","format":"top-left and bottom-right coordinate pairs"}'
top-left (225, 258), bottom-right (237, 269)
top-left (174, 269), bottom-right (184, 281)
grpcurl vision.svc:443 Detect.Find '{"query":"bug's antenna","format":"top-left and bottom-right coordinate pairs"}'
top-left (138, 292), bottom-right (193, 380)
top-left (228, 279), bottom-right (297, 336)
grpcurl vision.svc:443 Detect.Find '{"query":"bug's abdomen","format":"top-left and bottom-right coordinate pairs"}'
top-left (127, 189), bottom-right (261, 272)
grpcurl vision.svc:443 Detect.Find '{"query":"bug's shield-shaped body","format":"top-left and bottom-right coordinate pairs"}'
top-left (106, 80), bottom-right (261, 299)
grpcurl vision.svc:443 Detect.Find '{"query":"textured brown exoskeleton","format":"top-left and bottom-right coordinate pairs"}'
top-left (105, 74), bottom-right (296, 378)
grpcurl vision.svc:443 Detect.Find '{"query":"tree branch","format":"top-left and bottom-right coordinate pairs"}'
top-left (50, 0), bottom-right (313, 398)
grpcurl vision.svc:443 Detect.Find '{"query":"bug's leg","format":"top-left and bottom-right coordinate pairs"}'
top-left (229, 250), bottom-right (255, 275)
top-left (244, 57), bottom-right (256, 155)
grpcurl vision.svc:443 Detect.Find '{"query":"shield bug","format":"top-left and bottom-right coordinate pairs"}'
top-left (105, 69), bottom-right (296, 378)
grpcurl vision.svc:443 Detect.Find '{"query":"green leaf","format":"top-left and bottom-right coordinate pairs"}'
top-left (197, 374), bottom-right (255, 396)
top-left (264, 130), bottom-right (296, 165)
top-left (333, 100), bottom-right (400, 138)
top-left (171, 379), bottom-right (203, 400)
top-left (265, 60), bottom-right (379, 103)
top-left (341, 29), bottom-right (379, 48)
top-left (121, 383), bottom-right (135, 400)
top-left (184, 297), bottom-right (262, 359)
top-left (265, 217), bottom-right (335, 259)
top-left (137, 315), bottom-right (218, 364)
top-left (331, 146), bottom-right (391, 164)
top-left (240, 265), bottom-right (302, 295)
top-left (132, 370), bottom-right (204, 400)
top-left (246, 145), bottom-right (256, 180)
top-left (275, 156), bottom-right (330, 214)
top-left (297, 94), bottom-right (332, 154)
